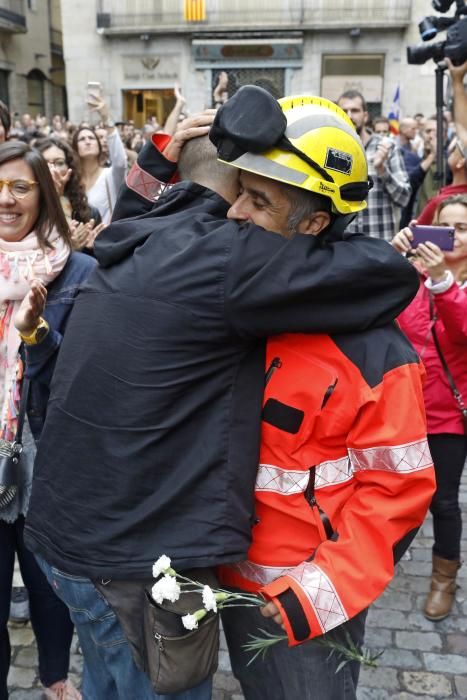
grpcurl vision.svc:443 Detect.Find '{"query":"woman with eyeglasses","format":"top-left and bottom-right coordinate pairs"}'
top-left (0, 141), bottom-right (96, 700)
top-left (35, 137), bottom-right (105, 251)
top-left (71, 95), bottom-right (127, 226)
top-left (392, 194), bottom-right (467, 623)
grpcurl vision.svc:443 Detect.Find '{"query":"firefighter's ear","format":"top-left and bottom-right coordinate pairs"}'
top-left (297, 211), bottom-right (331, 236)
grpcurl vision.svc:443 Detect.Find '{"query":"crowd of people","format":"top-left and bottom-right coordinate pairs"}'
top-left (0, 60), bottom-right (465, 700)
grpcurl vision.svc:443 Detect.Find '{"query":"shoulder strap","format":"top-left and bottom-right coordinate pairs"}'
top-left (429, 294), bottom-right (466, 414)
top-left (14, 377), bottom-right (30, 445)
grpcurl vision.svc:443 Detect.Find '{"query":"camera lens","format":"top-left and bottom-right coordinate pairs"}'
top-left (419, 18), bottom-right (438, 41)
top-left (407, 41), bottom-right (444, 65)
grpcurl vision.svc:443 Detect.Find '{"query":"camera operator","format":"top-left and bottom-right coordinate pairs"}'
top-left (417, 59), bottom-right (467, 223)
top-left (447, 57), bottom-right (467, 143)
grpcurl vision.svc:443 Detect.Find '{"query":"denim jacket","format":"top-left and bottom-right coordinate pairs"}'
top-left (23, 251), bottom-right (96, 441)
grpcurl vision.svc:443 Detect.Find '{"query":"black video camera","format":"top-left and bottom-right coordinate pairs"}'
top-left (407, 0), bottom-right (467, 65)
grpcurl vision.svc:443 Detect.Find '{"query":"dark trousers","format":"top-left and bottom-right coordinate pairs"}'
top-left (0, 516), bottom-right (74, 699)
top-left (222, 599), bottom-right (367, 700)
top-left (428, 433), bottom-right (467, 561)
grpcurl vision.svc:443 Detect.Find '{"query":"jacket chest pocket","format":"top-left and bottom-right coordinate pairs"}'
top-left (262, 354), bottom-right (338, 438)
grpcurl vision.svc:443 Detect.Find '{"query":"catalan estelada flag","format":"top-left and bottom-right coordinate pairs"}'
top-left (184, 0), bottom-right (206, 21)
top-left (388, 84), bottom-right (400, 135)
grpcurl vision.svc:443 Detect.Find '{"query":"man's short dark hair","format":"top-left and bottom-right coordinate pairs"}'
top-left (337, 90), bottom-right (367, 112)
top-left (373, 116), bottom-right (390, 127)
top-left (282, 182), bottom-right (331, 236)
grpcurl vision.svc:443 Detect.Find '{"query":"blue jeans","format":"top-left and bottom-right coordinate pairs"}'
top-left (36, 556), bottom-right (212, 700)
top-left (221, 594), bottom-right (367, 700)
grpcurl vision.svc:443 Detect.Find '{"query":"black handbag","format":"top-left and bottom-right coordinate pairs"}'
top-left (0, 377), bottom-right (30, 509)
top-left (429, 296), bottom-right (467, 435)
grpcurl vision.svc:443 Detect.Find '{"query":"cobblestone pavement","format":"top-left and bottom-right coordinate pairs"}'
top-left (7, 467), bottom-right (467, 699)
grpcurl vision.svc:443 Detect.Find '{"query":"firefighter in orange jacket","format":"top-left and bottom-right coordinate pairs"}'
top-left (211, 96), bottom-right (436, 699)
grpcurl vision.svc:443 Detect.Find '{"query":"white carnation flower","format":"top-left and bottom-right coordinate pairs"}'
top-left (182, 613), bottom-right (198, 630)
top-left (202, 585), bottom-right (217, 613)
top-left (151, 575), bottom-right (181, 605)
top-left (152, 555), bottom-right (172, 578)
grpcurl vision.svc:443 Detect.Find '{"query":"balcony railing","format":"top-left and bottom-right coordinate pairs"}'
top-left (96, 0), bottom-right (412, 34)
top-left (0, 0), bottom-right (26, 33)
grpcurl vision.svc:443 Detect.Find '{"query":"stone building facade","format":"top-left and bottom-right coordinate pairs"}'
top-left (0, 0), bottom-right (66, 117)
top-left (62, 0), bottom-right (459, 125)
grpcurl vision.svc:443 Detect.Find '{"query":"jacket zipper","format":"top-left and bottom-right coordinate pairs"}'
top-left (154, 631), bottom-right (164, 652)
top-left (321, 378), bottom-right (338, 409)
top-left (304, 467), bottom-right (335, 542)
top-left (265, 356), bottom-right (282, 386)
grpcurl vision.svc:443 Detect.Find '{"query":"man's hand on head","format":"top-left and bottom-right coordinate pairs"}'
top-left (163, 110), bottom-right (217, 163)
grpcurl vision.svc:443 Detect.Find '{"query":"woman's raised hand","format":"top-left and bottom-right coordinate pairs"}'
top-left (70, 219), bottom-right (106, 250)
top-left (87, 92), bottom-right (110, 123)
top-left (391, 226), bottom-right (415, 255)
top-left (49, 163), bottom-right (72, 197)
top-left (14, 280), bottom-right (47, 334)
top-left (416, 242), bottom-right (447, 283)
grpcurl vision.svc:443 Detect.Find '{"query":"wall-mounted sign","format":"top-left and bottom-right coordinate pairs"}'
top-left (122, 55), bottom-right (179, 83)
top-left (192, 39), bottom-right (303, 63)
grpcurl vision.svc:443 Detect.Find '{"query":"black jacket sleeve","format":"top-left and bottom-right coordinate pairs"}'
top-left (112, 139), bottom-right (177, 222)
top-left (223, 226), bottom-right (419, 335)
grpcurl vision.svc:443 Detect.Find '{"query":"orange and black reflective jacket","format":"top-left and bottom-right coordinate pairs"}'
top-left (220, 326), bottom-right (435, 646)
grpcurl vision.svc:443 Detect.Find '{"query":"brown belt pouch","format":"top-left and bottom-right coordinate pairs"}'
top-left (94, 567), bottom-right (219, 694)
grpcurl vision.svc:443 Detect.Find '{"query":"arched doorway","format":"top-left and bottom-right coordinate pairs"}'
top-left (27, 69), bottom-right (46, 116)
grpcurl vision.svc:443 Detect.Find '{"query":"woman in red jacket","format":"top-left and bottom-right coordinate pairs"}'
top-left (393, 194), bottom-right (467, 621)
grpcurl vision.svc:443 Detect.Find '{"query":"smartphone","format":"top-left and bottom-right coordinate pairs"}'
top-left (86, 81), bottom-right (102, 102)
top-left (409, 224), bottom-right (455, 251)
top-left (376, 135), bottom-right (394, 153)
top-left (85, 82), bottom-right (102, 125)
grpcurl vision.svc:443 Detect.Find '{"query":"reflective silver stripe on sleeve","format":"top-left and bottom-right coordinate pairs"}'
top-left (126, 162), bottom-right (168, 201)
top-left (288, 562), bottom-right (348, 633)
top-left (256, 464), bottom-right (309, 494)
top-left (256, 457), bottom-right (353, 494)
top-left (350, 438), bottom-right (432, 474)
top-left (228, 561), bottom-right (295, 586)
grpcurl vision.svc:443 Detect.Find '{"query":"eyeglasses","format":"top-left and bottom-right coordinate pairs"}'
top-left (0, 179), bottom-right (38, 199)
top-left (46, 158), bottom-right (67, 168)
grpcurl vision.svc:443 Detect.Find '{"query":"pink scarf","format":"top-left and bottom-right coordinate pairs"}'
top-left (0, 230), bottom-right (69, 439)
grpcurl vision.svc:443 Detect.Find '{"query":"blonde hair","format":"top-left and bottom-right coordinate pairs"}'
top-left (433, 194), bottom-right (467, 223)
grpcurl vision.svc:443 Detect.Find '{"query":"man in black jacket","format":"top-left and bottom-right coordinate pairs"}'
top-left (24, 89), bottom-right (418, 699)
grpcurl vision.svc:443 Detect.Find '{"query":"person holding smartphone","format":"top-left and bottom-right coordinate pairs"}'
top-left (71, 88), bottom-right (127, 225)
top-left (392, 194), bottom-right (467, 621)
